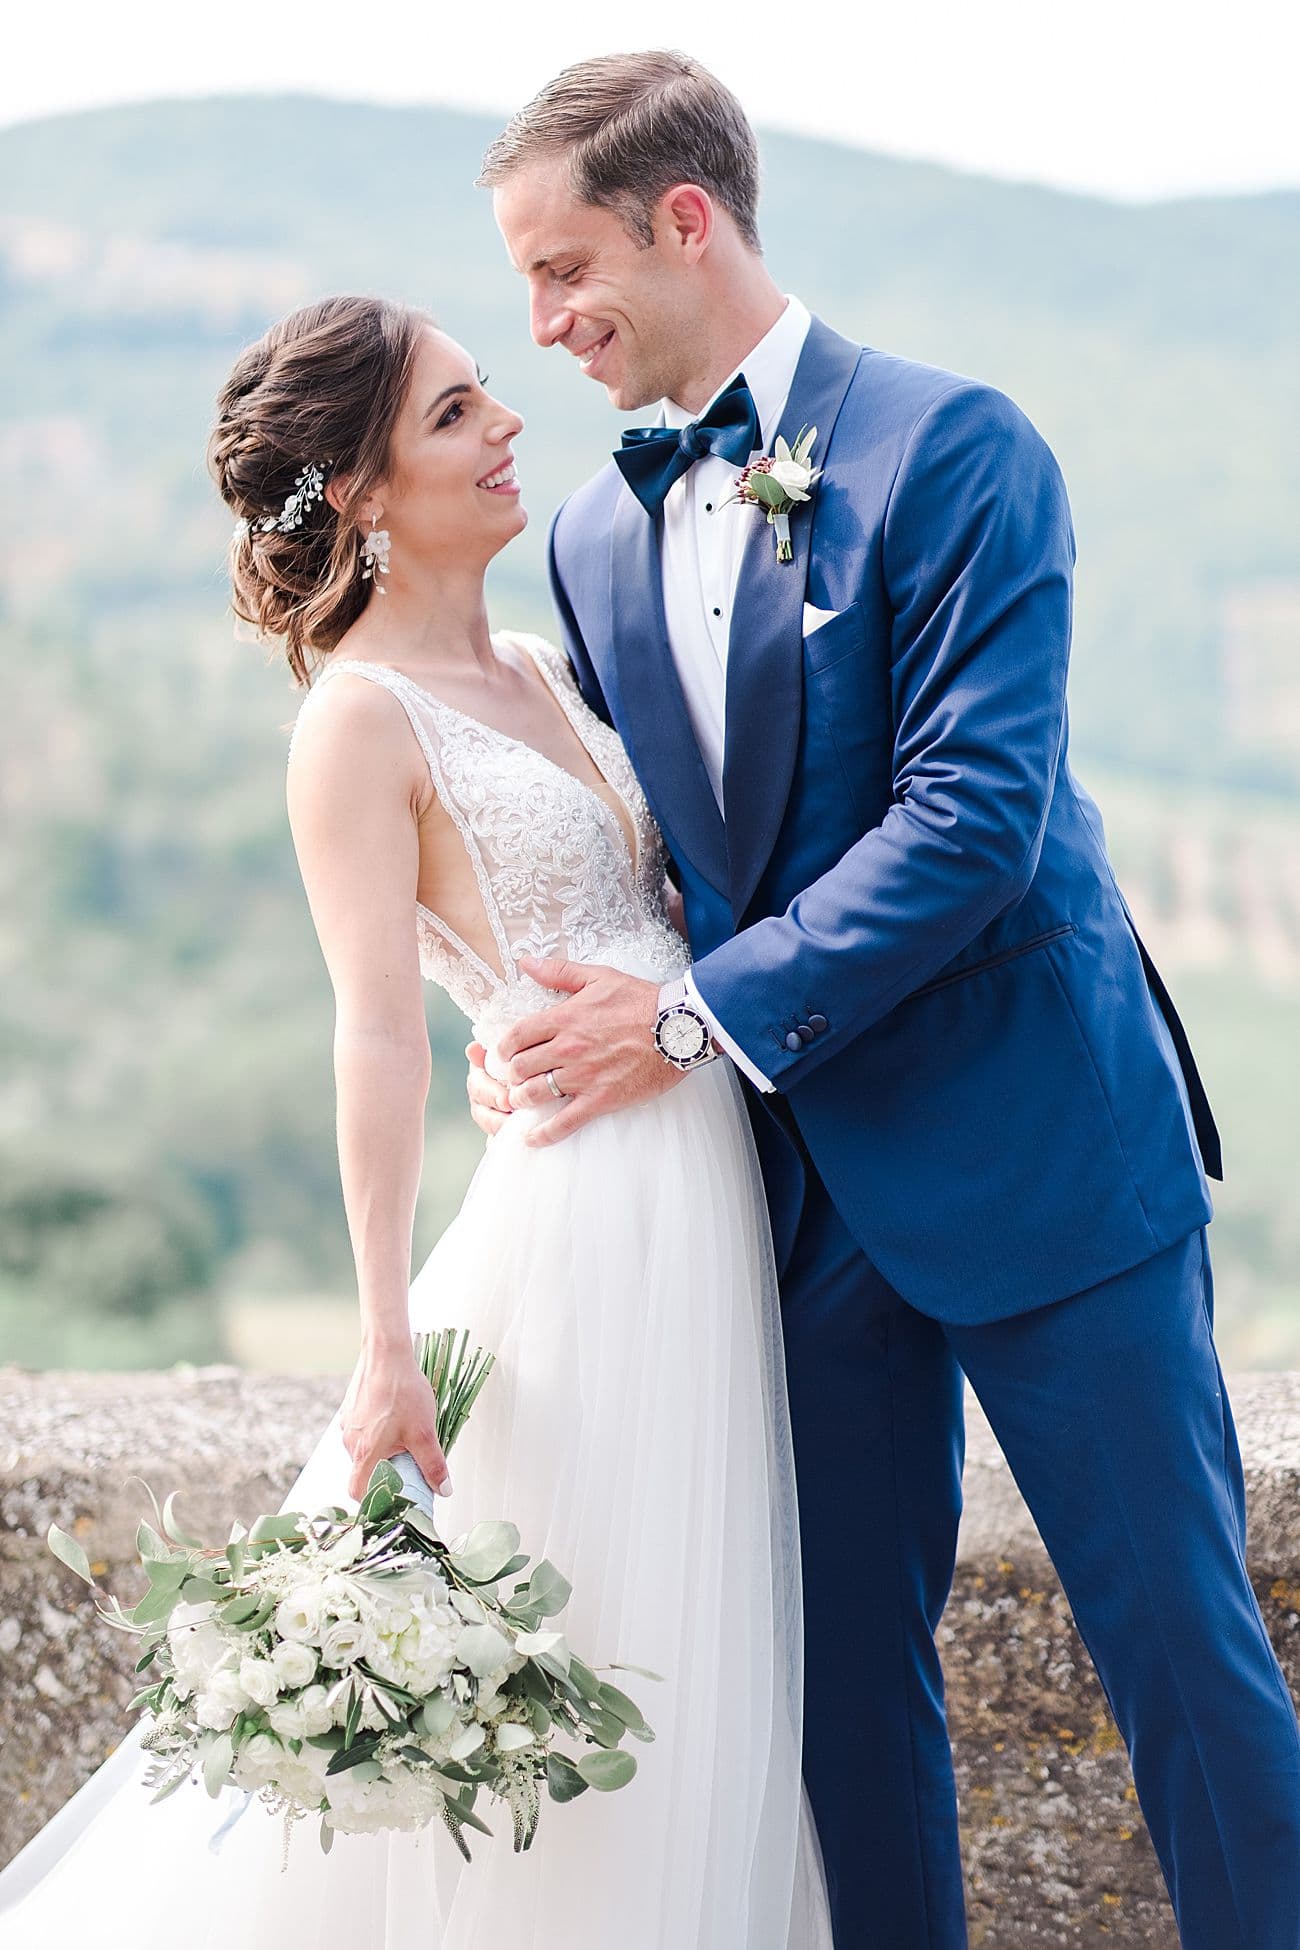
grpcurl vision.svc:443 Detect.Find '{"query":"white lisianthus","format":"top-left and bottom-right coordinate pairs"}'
top-left (271, 1638), bottom-right (318, 1689)
top-left (275, 1584), bottom-right (328, 1643)
top-left (238, 1654), bottom-right (281, 1707)
top-left (496, 1723), bottom-right (535, 1752)
top-left (320, 1618), bottom-right (369, 1668)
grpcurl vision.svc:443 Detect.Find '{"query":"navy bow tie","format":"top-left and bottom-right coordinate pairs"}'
top-left (614, 374), bottom-right (761, 517)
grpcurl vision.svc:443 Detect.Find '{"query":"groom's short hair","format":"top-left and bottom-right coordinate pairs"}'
top-left (479, 50), bottom-right (762, 252)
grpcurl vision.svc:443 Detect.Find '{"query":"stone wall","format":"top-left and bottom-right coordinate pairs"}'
top-left (2, 1364), bottom-right (1298, 1944)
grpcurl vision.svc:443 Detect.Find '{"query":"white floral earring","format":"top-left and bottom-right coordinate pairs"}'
top-left (360, 512), bottom-right (390, 594)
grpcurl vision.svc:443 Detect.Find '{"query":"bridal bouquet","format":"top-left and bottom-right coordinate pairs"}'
top-left (47, 1329), bottom-right (655, 1858)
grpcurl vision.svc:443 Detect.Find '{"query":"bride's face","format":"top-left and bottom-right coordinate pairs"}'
top-left (375, 329), bottom-right (526, 567)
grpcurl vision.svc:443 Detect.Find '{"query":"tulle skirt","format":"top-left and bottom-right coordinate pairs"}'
top-left (0, 1056), bottom-right (833, 1948)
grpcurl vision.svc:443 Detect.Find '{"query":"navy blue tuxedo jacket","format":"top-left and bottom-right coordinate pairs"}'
top-left (547, 314), bottom-right (1220, 1322)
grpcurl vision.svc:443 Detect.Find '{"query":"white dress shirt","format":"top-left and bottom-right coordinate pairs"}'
top-left (654, 295), bottom-right (813, 1093)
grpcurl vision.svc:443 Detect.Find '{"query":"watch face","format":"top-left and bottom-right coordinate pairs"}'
top-left (660, 1009), bottom-right (709, 1063)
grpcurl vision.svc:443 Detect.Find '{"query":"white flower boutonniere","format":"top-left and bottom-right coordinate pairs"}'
top-left (721, 426), bottom-right (821, 563)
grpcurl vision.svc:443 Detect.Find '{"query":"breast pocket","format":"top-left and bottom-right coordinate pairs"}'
top-left (801, 602), bottom-right (893, 822)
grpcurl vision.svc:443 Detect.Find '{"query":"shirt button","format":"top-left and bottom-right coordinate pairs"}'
top-left (705, 502), bottom-right (713, 513)
top-left (783, 1031), bottom-right (804, 1053)
top-left (712, 606), bottom-right (722, 618)
top-left (808, 1014), bottom-right (828, 1034)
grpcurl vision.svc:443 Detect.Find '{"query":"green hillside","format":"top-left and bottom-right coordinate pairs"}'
top-left (1, 96), bottom-right (1297, 1370)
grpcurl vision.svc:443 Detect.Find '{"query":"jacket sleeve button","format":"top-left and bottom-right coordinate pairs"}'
top-left (796, 1023), bottom-right (816, 1044)
top-left (807, 1014), bottom-right (828, 1034)
top-left (783, 1031), bottom-right (804, 1053)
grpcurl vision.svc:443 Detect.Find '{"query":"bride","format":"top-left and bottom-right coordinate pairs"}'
top-left (0, 295), bottom-right (833, 1947)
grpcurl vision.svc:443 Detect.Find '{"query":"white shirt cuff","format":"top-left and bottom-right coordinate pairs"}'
top-left (658, 972), bottom-right (776, 1093)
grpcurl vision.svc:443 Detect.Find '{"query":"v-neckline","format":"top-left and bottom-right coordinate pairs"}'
top-left (325, 638), bottom-right (642, 878)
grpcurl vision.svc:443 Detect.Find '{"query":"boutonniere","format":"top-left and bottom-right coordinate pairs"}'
top-left (720, 426), bottom-right (821, 563)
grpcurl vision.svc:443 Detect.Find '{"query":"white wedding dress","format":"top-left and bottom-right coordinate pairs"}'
top-left (0, 631), bottom-right (834, 1948)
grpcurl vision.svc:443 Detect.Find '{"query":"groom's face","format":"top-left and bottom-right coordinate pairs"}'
top-left (493, 160), bottom-right (699, 413)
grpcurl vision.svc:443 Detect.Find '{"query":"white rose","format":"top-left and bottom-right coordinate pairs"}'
top-left (271, 1639), bottom-right (318, 1689)
top-left (195, 1666), bottom-right (249, 1730)
top-left (320, 1618), bottom-right (368, 1668)
top-left (767, 458), bottom-right (812, 500)
top-left (238, 1655), bottom-right (281, 1708)
top-left (167, 1615), bottom-right (228, 1699)
top-left (233, 1730), bottom-right (285, 1790)
top-left (269, 1683), bottom-right (335, 1742)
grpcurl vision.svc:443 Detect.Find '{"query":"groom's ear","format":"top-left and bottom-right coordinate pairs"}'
top-left (655, 183), bottom-right (714, 265)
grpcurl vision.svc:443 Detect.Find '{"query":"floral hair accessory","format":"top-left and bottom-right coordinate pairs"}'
top-left (720, 427), bottom-right (820, 563)
top-left (234, 461), bottom-right (329, 542)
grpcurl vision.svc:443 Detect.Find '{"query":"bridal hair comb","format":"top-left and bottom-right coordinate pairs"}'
top-left (233, 461), bottom-right (328, 540)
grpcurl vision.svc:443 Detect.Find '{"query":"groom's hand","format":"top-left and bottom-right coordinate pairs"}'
top-left (496, 956), bottom-right (683, 1147)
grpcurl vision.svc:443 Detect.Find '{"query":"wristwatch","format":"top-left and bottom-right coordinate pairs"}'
top-left (654, 979), bottom-right (720, 1073)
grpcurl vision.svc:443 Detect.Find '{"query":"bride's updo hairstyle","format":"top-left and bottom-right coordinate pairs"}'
top-left (207, 295), bottom-right (431, 685)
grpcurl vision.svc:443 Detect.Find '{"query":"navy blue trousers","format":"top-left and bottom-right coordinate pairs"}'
top-left (780, 1169), bottom-right (1300, 1949)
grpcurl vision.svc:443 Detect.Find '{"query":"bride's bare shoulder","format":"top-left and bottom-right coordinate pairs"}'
top-left (492, 628), bottom-right (574, 689)
top-left (286, 661), bottom-right (422, 782)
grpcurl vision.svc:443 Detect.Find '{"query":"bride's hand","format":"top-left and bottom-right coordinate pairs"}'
top-left (466, 1039), bottom-right (512, 1137)
top-left (340, 1346), bottom-right (452, 1503)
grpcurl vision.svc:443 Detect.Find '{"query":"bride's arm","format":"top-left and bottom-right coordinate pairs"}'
top-left (286, 676), bottom-right (451, 1501)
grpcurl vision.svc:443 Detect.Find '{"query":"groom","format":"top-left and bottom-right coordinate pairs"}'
top-left (467, 50), bottom-right (1300, 1948)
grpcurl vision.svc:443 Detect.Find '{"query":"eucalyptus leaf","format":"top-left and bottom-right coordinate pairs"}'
top-left (128, 1581), bottom-right (185, 1628)
top-left (609, 1662), bottom-right (665, 1683)
top-left (345, 1759), bottom-right (385, 1784)
top-left (597, 1682), bottom-right (647, 1730)
top-left (319, 1815), bottom-right (335, 1855)
top-left (202, 1731), bottom-right (234, 1797)
top-left (450, 1521), bottom-right (520, 1584)
top-left (46, 1523), bottom-right (93, 1586)
top-left (576, 1748), bottom-right (637, 1792)
top-left (135, 1520), bottom-right (169, 1561)
top-left (527, 1699), bottom-right (552, 1736)
top-left (546, 1753), bottom-right (589, 1803)
top-left (180, 1575), bottom-right (225, 1603)
top-left (525, 1559), bottom-right (571, 1618)
top-left (416, 1695), bottom-right (457, 1738)
top-left (220, 1592), bottom-right (263, 1624)
top-left (162, 1491), bottom-right (204, 1548)
top-left (749, 472), bottom-right (786, 508)
top-left (248, 1513), bottom-right (305, 1544)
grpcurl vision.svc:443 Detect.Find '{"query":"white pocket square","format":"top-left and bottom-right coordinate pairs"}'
top-left (802, 602), bottom-right (842, 635)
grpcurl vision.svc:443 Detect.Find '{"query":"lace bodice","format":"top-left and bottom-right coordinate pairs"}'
top-left (290, 632), bottom-right (689, 1049)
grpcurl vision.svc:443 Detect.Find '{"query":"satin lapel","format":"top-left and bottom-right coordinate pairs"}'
top-left (607, 486), bottom-right (729, 892)
top-left (722, 317), bottom-right (864, 920)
